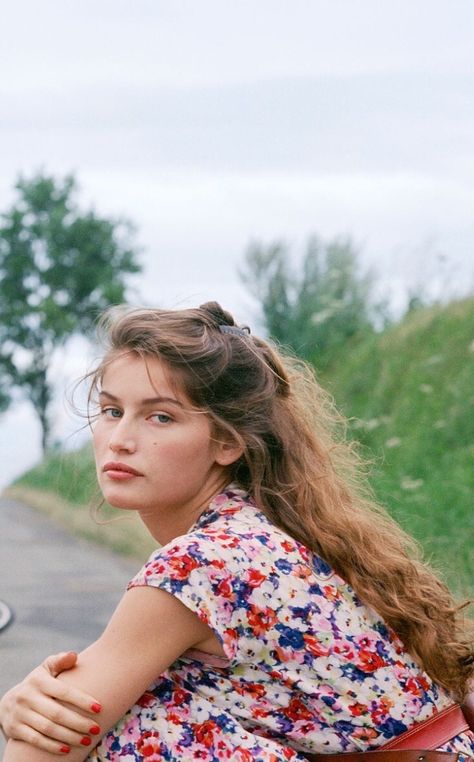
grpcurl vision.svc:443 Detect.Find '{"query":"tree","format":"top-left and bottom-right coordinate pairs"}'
top-left (0, 172), bottom-right (142, 452)
top-left (239, 235), bottom-right (375, 366)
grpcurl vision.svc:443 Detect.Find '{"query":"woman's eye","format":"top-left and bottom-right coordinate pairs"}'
top-left (151, 413), bottom-right (172, 424)
top-left (102, 407), bottom-right (122, 418)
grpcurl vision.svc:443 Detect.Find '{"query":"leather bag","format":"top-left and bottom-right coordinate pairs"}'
top-left (306, 752), bottom-right (466, 761)
top-left (303, 700), bottom-right (474, 761)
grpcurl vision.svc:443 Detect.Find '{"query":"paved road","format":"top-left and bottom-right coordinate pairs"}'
top-left (0, 496), bottom-right (141, 753)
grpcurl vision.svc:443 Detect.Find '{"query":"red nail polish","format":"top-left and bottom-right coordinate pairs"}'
top-left (80, 737), bottom-right (92, 746)
top-left (89, 724), bottom-right (101, 735)
top-left (91, 702), bottom-right (102, 713)
top-left (60, 746), bottom-right (70, 754)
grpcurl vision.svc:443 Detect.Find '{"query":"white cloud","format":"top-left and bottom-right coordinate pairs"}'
top-left (1, 0), bottom-right (474, 485)
top-left (2, 0), bottom-right (474, 92)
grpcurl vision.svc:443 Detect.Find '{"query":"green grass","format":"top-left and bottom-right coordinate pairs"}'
top-left (8, 446), bottom-right (156, 560)
top-left (7, 297), bottom-right (474, 595)
top-left (321, 298), bottom-right (474, 596)
top-left (13, 444), bottom-right (99, 506)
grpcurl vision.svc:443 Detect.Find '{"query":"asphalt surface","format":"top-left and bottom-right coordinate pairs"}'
top-left (0, 496), bottom-right (141, 754)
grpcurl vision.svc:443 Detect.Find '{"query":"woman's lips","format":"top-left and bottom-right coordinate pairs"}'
top-left (103, 462), bottom-right (143, 480)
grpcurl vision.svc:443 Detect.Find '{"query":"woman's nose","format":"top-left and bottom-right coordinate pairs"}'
top-left (108, 419), bottom-right (137, 454)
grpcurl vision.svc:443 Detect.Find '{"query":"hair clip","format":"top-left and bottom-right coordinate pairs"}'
top-left (219, 325), bottom-right (251, 337)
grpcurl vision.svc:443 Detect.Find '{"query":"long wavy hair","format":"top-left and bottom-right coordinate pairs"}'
top-left (89, 300), bottom-right (473, 700)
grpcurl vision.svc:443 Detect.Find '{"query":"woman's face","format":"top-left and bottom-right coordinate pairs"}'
top-left (92, 352), bottom-right (239, 541)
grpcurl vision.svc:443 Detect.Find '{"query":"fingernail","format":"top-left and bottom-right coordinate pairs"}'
top-left (91, 702), bottom-right (102, 713)
top-left (60, 746), bottom-right (71, 754)
top-left (89, 724), bottom-right (101, 735)
top-left (80, 737), bottom-right (92, 746)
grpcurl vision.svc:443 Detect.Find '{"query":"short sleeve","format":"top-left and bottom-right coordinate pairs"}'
top-left (127, 533), bottom-right (241, 661)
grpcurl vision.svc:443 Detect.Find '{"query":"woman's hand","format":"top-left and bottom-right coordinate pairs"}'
top-left (0, 651), bottom-right (102, 755)
top-left (4, 587), bottom-right (216, 760)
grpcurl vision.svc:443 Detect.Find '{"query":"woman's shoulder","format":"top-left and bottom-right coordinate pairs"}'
top-left (131, 486), bottom-right (338, 595)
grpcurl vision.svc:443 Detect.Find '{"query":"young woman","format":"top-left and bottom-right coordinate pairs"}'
top-left (1, 301), bottom-right (473, 761)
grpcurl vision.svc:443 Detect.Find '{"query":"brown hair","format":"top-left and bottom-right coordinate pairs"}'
top-left (90, 300), bottom-right (473, 699)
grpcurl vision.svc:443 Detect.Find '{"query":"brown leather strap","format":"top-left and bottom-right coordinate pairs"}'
top-left (383, 705), bottom-right (468, 750)
top-left (463, 692), bottom-right (474, 731)
top-left (305, 753), bottom-right (464, 762)
top-left (302, 703), bottom-right (473, 761)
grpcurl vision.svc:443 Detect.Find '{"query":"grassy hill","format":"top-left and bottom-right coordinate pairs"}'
top-left (7, 297), bottom-right (474, 594)
top-left (321, 297), bottom-right (474, 596)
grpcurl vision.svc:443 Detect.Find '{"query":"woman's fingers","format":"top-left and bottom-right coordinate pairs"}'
top-left (34, 662), bottom-right (102, 717)
top-left (5, 718), bottom-right (76, 755)
top-left (26, 696), bottom-right (101, 741)
top-left (43, 651), bottom-right (78, 678)
top-left (0, 661), bottom-right (103, 745)
top-left (4, 698), bottom-right (101, 751)
top-left (20, 705), bottom-right (99, 748)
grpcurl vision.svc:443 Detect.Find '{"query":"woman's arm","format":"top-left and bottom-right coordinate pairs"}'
top-left (0, 652), bottom-right (103, 753)
top-left (4, 585), bottom-right (215, 761)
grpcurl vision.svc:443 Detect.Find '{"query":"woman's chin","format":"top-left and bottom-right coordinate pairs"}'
top-left (103, 492), bottom-right (141, 512)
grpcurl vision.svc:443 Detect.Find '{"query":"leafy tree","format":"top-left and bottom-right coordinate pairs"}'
top-left (239, 235), bottom-right (376, 366)
top-left (0, 172), bottom-right (141, 452)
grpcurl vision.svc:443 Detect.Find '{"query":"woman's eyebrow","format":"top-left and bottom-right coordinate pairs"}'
top-left (99, 390), bottom-right (184, 408)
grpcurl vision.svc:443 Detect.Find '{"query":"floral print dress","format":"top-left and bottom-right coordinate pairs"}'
top-left (89, 486), bottom-right (474, 761)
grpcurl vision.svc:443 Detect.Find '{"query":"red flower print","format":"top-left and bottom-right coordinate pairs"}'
top-left (299, 722), bottom-right (316, 734)
top-left (351, 726), bottom-right (379, 742)
top-left (221, 504), bottom-right (240, 515)
top-left (246, 568), bottom-right (266, 587)
top-left (218, 533), bottom-right (240, 548)
top-left (172, 688), bottom-right (189, 705)
top-left (348, 702), bottom-right (368, 717)
top-left (234, 681), bottom-right (266, 699)
top-left (403, 674), bottom-right (428, 696)
top-left (274, 645), bottom-right (293, 664)
top-left (283, 697), bottom-right (313, 721)
top-left (251, 705), bottom-right (270, 719)
top-left (269, 669), bottom-right (284, 681)
top-left (293, 563), bottom-right (311, 579)
top-left (216, 577), bottom-right (233, 598)
top-left (323, 585), bottom-right (340, 601)
top-left (209, 558), bottom-right (226, 569)
top-left (333, 641), bottom-right (356, 660)
top-left (137, 730), bottom-right (162, 759)
top-left (357, 649), bottom-right (386, 672)
top-left (416, 673), bottom-right (430, 691)
top-left (235, 749), bottom-right (255, 761)
top-left (194, 719), bottom-right (217, 748)
top-left (247, 604), bottom-right (278, 636)
top-left (223, 627), bottom-right (238, 647)
top-left (356, 634), bottom-right (376, 649)
top-left (200, 609), bottom-right (210, 626)
top-left (403, 677), bottom-right (421, 696)
top-left (371, 696), bottom-right (394, 722)
top-left (167, 553), bottom-right (200, 579)
top-left (281, 540), bottom-right (294, 552)
top-left (303, 633), bottom-right (330, 657)
top-left (136, 691), bottom-right (156, 708)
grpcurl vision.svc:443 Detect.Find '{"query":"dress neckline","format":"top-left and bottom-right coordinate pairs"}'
top-left (190, 484), bottom-right (253, 532)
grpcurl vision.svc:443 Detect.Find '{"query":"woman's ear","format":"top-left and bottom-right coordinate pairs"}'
top-left (214, 435), bottom-right (244, 466)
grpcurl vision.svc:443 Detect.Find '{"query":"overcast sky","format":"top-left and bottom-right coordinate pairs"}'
top-left (1, 0), bottom-right (474, 487)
